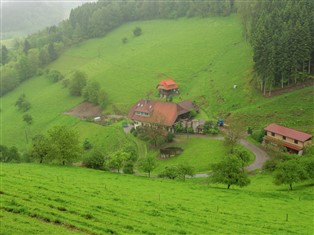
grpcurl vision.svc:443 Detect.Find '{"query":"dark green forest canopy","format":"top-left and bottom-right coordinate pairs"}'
top-left (237, 0), bottom-right (314, 94)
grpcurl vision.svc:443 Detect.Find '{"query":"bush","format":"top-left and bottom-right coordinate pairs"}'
top-left (130, 127), bottom-right (138, 137)
top-left (247, 127), bottom-right (253, 135)
top-left (189, 110), bottom-right (197, 119)
top-left (21, 151), bottom-right (32, 163)
top-left (15, 94), bottom-right (31, 112)
top-left (203, 121), bottom-right (219, 135)
top-left (0, 145), bottom-right (20, 162)
top-left (83, 139), bottom-right (92, 151)
top-left (263, 159), bottom-right (278, 172)
top-left (166, 132), bottom-right (175, 143)
top-left (251, 129), bottom-right (266, 143)
top-left (123, 161), bottom-right (134, 174)
top-left (174, 122), bottom-right (185, 133)
top-left (158, 166), bottom-right (178, 179)
top-left (122, 37), bottom-right (128, 44)
top-left (133, 27), bottom-right (142, 37)
top-left (187, 127), bottom-right (194, 134)
top-left (83, 150), bottom-right (105, 170)
top-left (47, 70), bottom-right (64, 83)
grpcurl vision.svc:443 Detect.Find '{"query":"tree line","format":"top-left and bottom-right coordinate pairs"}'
top-left (237, 0), bottom-right (314, 95)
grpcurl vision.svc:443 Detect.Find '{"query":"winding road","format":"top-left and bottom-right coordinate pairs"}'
top-left (175, 134), bottom-right (269, 178)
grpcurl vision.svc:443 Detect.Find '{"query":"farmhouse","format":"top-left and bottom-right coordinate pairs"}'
top-left (128, 99), bottom-right (194, 132)
top-left (264, 123), bottom-right (312, 155)
top-left (156, 79), bottom-right (179, 97)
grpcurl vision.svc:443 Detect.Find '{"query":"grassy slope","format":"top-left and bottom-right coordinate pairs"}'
top-left (229, 86), bottom-right (314, 134)
top-left (50, 15), bottom-right (314, 132)
top-left (1, 163), bottom-right (313, 235)
top-left (2, 15), bottom-right (312, 152)
top-left (154, 138), bottom-right (228, 173)
top-left (50, 15), bottom-right (256, 116)
top-left (0, 75), bottom-right (131, 153)
top-left (2, 16), bottom-right (253, 151)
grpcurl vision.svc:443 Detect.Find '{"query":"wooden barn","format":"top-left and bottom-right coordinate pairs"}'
top-left (264, 123), bottom-right (312, 155)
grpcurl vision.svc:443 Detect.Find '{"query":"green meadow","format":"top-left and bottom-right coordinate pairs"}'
top-left (148, 137), bottom-right (253, 174)
top-left (1, 163), bottom-right (313, 235)
top-left (229, 86), bottom-right (314, 134)
top-left (1, 15), bottom-right (312, 154)
top-left (49, 15), bottom-right (256, 115)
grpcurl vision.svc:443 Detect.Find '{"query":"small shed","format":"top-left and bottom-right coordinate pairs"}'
top-left (156, 79), bottom-right (179, 97)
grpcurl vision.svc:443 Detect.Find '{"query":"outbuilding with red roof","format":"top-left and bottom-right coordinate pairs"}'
top-left (156, 79), bottom-right (179, 98)
top-left (264, 123), bottom-right (312, 155)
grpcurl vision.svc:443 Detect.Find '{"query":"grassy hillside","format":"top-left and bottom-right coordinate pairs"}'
top-left (0, 74), bottom-right (133, 152)
top-left (50, 15), bottom-right (256, 116)
top-left (1, 163), bottom-right (313, 234)
top-left (229, 86), bottom-right (314, 134)
top-left (1, 15), bottom-right (313, 153)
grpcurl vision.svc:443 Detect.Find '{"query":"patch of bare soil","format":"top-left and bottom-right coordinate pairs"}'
top-left (264, 80), bottom-right (313, 97)
top-left (64, 102), bottom-right (102, 119)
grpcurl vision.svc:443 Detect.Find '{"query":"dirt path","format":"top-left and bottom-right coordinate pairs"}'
top-left (264, 80), bottom-right (313, 97)
top-left (176, 134), bottom-right (269, 177)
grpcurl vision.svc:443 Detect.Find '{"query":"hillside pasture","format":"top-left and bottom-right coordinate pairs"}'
top-left (149, 136), bottom-right (255, 174)
top-left (1, 163), bottom-right (313, 235)
top-left (153, 137), bottom-right (227, 174)
top-left (50, 15), bottom-right (255, 116)
top-left (0, 74), bottom-right (135, 153)
top-left (229, 86), bottom-right (314, 134)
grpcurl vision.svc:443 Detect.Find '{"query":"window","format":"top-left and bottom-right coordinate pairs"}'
top-left (271, 132), bottom-right (275, 136)
top-left (294, 140), bottom-right (298, 144)
top-left (135, 111), bottom-right (149, 117)
top-left (282, 136), bottom-right (286, 140)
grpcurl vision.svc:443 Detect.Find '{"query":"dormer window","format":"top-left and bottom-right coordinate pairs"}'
top-left (135, 111), bottom-right (149, 117)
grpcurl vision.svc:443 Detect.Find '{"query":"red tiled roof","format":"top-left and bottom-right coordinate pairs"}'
top-left (157, 79), bottom-right (178, 90)
top-left (264, 123), bottom-right (312, 142)
top-left (128, 99), bottom-right (192, 126)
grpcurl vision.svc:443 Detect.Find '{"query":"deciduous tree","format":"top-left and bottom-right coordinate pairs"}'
top-left (224, 126), bottom-right (243, 154)
top-left (83, 80), bottom-right (101, 104)
top-left (211, 156), bottom-right (250, 189)
top-left (273, 159), bottom-right (307, 190)
top-left (133, 26), bottom-right (142, 37)
top-left (139, 155), bottom-right (157, 177)
top-left (177, 163), bottom-right (194, 181)
top-left (0, 145), bottom-right (20, 162)
top-left (69, 71), bottom-right (87, 96)
top-left (15, 94), bottom-right (31, 112)
top-left (48, 126), bottom-right (81, 165)
top-left (31, 134), bottom-right (52, 163)
top-left (108, 150), bottom-right (129, 173)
